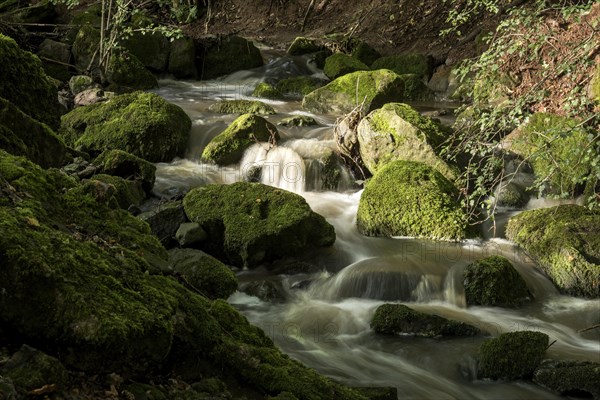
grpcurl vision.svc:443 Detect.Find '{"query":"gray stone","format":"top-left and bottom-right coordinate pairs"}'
top-left (138, 201), bottom-right (187, 247)
top-left (176, 222), bottom-right (208, 247)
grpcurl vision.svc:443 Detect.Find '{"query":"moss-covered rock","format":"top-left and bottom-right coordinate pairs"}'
top-left (506, 205), bottom-right (600, 298)
top-left (60, 91), bottom-right (191, 162)
top-left (0, 97), bottom-right (68, 168)
top-left (138, 201), bottom-right (187, 248)
top-left (276, 76), bottom-right (324, 97)
top-left (357, 103), bottom-right (456, 179)
top-left (287, 37), bottom-right (322, 56)
top-left (323, 53), bottom-right (370, 80)
top-left (278, 115), bottom-right (318, 127)
top-left (106, 51), bottom-right (158, 91)
top-left (92, 149), bottom-right (156, 193)
top-left (72, 25), bottom-right (100, 74)
top-left (183, 182), bottom-right (336, 267)
top-left (357, 161), bottom-right (471, 240)
top-left (36, 38), bottom-right (71, 82)
top-left (371, 304), bottom-right (480, 337)
top-left (533, 360), bottom-right (600, 399)
top-left (0, 376), bottom-right (16, 399)
top-left (478, 331), bottom-right (549, 380)
top-left (371, 54), bottom-right (432, 79)
top-left (90, 173), bottom-right (146, 209)
top-left (123, 31), bottom-right (170, 72)
top-left (353, 387), bottom-right (398, 400)
top-left (399, 74), bottom-right (434, 101)
top-left (167, 37), bottom-right (197, 79)
top-left (175, 222), bottom-right (208, 247)
top-left (303, 69), bottom-right (405, 114)
top-left (252, 82), bottom-right (283, 99)
top-left (495, 181), bottom-right (528, 208)
top-left (464, 256), bottom-right (531, 308)
top-left (168, 248), bottom-right (237, 300)
top-left (201, 114), bottom-right (278, 165)
top-left (1, 345), bottom-right (68, 394)
top-left (590, 62), bottom-right (600, 103)
top-left (69, 75), bottom-right (96, 96)
top-left (208, 99), bottom-right (275, 115)
top-left (351, 41), bottom-right (381, 66)
top-left (195, 35), bottom-right (263, 80)
top-left (0, 34), bottom-right (60, 129)
top-left (507, 113), bottom-right (594, 196)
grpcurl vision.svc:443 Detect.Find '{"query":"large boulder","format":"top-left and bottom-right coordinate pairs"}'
top-left (182, 182), bottom-right (336, 267)
top-left (201, 114), bottom-right (278, 165)
top-left (123, 31), bottom-right (171, 72)
top-left (478, 331), bottom-right (549, 380)
top-left (208, 100), bottom-right (275, 115)
top-left (89, 173), bottom-right (146, 209)
top-left (357, 161), bottom-right (472, 241)
top-left (72, 25), bottom-right (100, 74)
top-left (195, 35), bottom-right (263, 80)
top-left (137, 201), bottom-right (187, 247)
top-left (287, 37), bottom-right (322, 56)
top-left (37, 38), bottom-right (72, 81)
top-left (323, 53), bottom-right (370, 80)
top-left (399, 74), bottom-right (433, 101)
top-left (106, 51), bottom-right (158, 91)
top-left (276, 76), bottom-right (324, 97)
top-left (463, 256), bottom-right (531, 308)
top-left (357, 103), bottom-right (456, 179)
top-left (167, 37), bottom-right (197, 79)
top-left (0, 97), bottom-right (68, 168)
top-left (91, 149), bottom-right (156, 193)
top-left (351, 41), bottom-right (381, 66)
top-left (303, 69), bottom-right (405, 114)
top-left (60, 91), bottom-right (191, 162)
top-left (252, 82), bottom-right (283, 99)
top-left (0, 34), bottom-right (60, 129)
top-left (506, 205), bottom-right (600, 298)
top-left (371, 54), bottom-right (433, 80)
top-left (370, 304), bottom-right (480, 337)
top-left (533, 360), bottom-right (600, 399)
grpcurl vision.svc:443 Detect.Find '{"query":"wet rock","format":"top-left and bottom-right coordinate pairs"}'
top-left (240, 279), bottom-right (287, 302)
top-left (506, 205), bottom-right (600, 298)
top-left (37, 38), bottom-right (71, 81)
top-left (276, 76), bottom-right (325, 97)
top-left (60, 91), bottom-right (191, 162)
top-left (73, 88), bottom-right (113, 107)
top-left (371, 53), bottom-right (433, 80)
top-left (92, 149), bottom-right (156, 193)
top-left (72, 25), bottom-right (100, 75)
top-left (106, 51), bottom-right (158, 92)
top-left (356, 103), bottom-right (455, 179)
top-left (167, 37), bottom-right (196, 79)
top-left (208, 99), bottom-right (275, 115)
top-left (1, 345), bottom-right (68, 394)
top-left (89, 174), bottom-right (146, 209)
top-left (195, 35), bottom-right (263, 80)
top-left (302, 69), bottom-right (405, 114)
top-left (494, 181), bottom-right (528, 208)
top-left (478, 331), bottom-right (548, 380)
top-left (175, 222), bottom-right (208, 247)
top-left (350, 41), bottom-right (381, 66)
top-left (353, 386), bottom-right (398, 400)
top-left (183, 182), bottom-right (336, 268)
top-left (278, 115), bottom-right (318, 127)
top-left (252, 82), bottom-right (283, 99)
top-left (191, 377), bottom-right (230, 397)
top-left (287, 37), bottom-right (322, 56)
top-left (323, 53), bottom-right (370, 80)
top-left (399, 74), bottom-right (434, 101)
top-left (201, 114), bottom-right (278, 165)
top-left (123, 31), bottom-right (170, 72)
top-left (371, 304), bottom-right (480, 337)
top-left (357, 161), bottom-right (472, 241)
top-left (464, 256), bottom-right (532, 308)
top-left (138, 201), bottom-right (187, 247)
top-left (533, 359), bottom-right (600, 399)
top-left (69, 75), bottom-right (97, 96)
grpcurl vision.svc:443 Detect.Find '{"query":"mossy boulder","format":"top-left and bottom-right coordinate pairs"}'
top-left (371, 54), bottom-right (433, 79)
top-left (195, 35), bottom-right (263, 80)
top-left (371, 304), bottom-right (480, 337)
top-left (69, 75), bottom-right (96, 96)
top-left (123, 31), bottom-right (170, 72)
top-left (357, 161), bottom-right (471, 240)
top-left (323, 53), bottom-right (370, 80)
top-left (72, 25), bottom-right (101, 74)
top-left (168, 37), bottom-right (197, 79)
top-left (478, 331), bottom-right (549, 380)
top-left (208, 99), bottom-right (275, 115)
top-left (506, 205), bottom-right (600, 298)
top-left (278, 115), bottom-right (318, 127)
top-left (533, 360), bottom-right (600, 399)
top-left (60, 91), bottom-right (191, 162)
top-left (1, 345), bottom-right (68, 394)
top-left (106, 51), bottom-right (158, 91)
top-left (168, 248), bottom-right (237, 300)
top-left (90, 173), bottom-right (146, 209)
top-left (287, 37), bottom-right (322, 56)
top-left (36, 38), bottom-right (71, 82)
top-left (464, 256), bottom-right (531, 308)
top-left (0, 34), bottom-right (60, 129)
top-left (138, 201), bottom-right (187, 247)
top-left (201, 114), bottom-right (278, 165)
top-left (399, 74), bottom-right (434, 101)
top-left (92, 149), bottom-right (156, 193)
top-left (276, 76), bottom-right (324, 97)
top-left (303, 69), bottom-right (405, 114)
top-left (495, 181), bottom-right (528, 208)
top-left (507, 113), bottom-right (595, 196)
top-left (182, 182), bottom-right (336, 267)
top-left (357, 103), bottom-right (456, 179)
top-left (252, 82), bottom-right (283, 99)
top-left (0, 97), bottom-right (68, 168)
top-left (351, 41), bottom-right (381, 66)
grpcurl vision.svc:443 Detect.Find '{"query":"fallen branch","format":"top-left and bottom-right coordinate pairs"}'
top-left (578, 323), bottom-right (600, 333)
top-left (300, 0), bottom-right (315, 33)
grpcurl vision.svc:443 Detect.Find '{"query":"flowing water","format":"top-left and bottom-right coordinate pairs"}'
top-left (152, 51), bottom-right (600, 399)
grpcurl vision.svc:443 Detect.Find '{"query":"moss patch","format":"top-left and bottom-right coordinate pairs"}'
top-left (208, 99), bottom-right (275, 115)
top-left (196, 35), bottom-right (263, 80)
top-left (533, 360), bottom-right (600, 399)
top-left (122, 31), bottom-right (170, 72)
top-left (60, 91), bottom-right (191, 162)
top-left (506, 205), bottom-right (600, 298)
top-left (183, 182), bottom-right (336, 268)
top-left (351, 41), bottom-right (381, 66)
top-left (371, 54), bottom-right (432, 79)
top-left (287, 37), bottom-right (322, 55)
top-left (90, 173), bottom-right (146, 209)
top-left (106, 51), bottom-right (158, 92)
top-left (253, 82), bottom-right (283, 99)
top-left (357, 161), bottom-right (471, 240)
top-left (276, 76), bottom-right (324, 97)
top-left (92, 149), bottom-right (156, 193)
top-left (1, 345), bottom-right (68, 393)
top-left (201, 114), bottom-right (278, 165)
top-left (323, 53), bottom-right (370, 80)
top-left (399, 74), bottom-right (434, 101)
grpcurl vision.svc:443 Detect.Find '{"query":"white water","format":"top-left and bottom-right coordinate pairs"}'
top-left (152, 52), bottom-right (600, 399)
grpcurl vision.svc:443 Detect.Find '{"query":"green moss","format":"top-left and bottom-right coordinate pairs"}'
top-left (90, 174), bottom-right (146, 209)
top-left (399, 74), bottom-right (434, 101)
top-left (276, 76), bottom-right (324, 97)
top-left (371, 304), bottom-right (480, 337)
top-left (464, 256), bottom-right (531, 308)
top-left (72, 25), bottom-right (101, 74)
top-left (106, 51), bottom-right (158, 92)
top-left (252, 82), bottom-right (283, 99)
top-left (201, 114), bottom-right (278, 165)
top-left (287, 37), bottom-right (321, 56)
top-left (191, 378), bottom-right (228, 395)
top-left (506, 205), bottom-right (600, 298)
top-left (510, 113), bottom-right (594, 197)
top-left (0, 34), bottom-right (60, 129)
top-left (371, 54), bottom-right (432, 79)
top-left (302, 69), bottom-right (405, 114)
top-left (168, 248), bottom-right (238, 300)
top-left (60, 91), bottom-right (191, 162)
top-left (591, 62), bottom-right (600, 103)
top-left (92, 149), bottom-right (156, 193)
top-left (268, 392), bottom-right (299, 400)
top-left (278, 115), bottom-right (318, 127)
top-left (196, 35), bottom-right (263, 80)
top-left (323, 53), bottom-right (370, 80)
top-left (183, 182), bottom-right (336, 268)
top-left (533, 360), bottom-right (600, 399)
top-left (0, 97), bottom-right (68, 168)
top-left (357, 103), bottom-right (455, 179)
top-left (478, 331), bottom-right (548, 380)
top-left (320, 148), bottom-right (341, 190)
top-left (123, 31), bottom-right (170, 72)
top-left (1, 345), bottom-right (68, 393)
top-left (357, 161), bottom-right (471, 240)
top-left (351, 41), bottom-right (381, 66)
top-left (208, 99), bottom-right (275, 115)
top-left (167, 37), bottom-right (197, 79)
top-left (69, 75), bottom-right (95, 96)
top-left (496, 181), bottom-right (528, 208)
